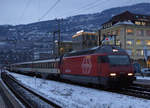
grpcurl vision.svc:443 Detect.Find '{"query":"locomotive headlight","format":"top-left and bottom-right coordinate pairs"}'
top-left (110, 73), bottom-right (116, 76)
top-left (128, 73), bottom-right (133, 76)
top-left (112, 49), bottom-right (118, 52)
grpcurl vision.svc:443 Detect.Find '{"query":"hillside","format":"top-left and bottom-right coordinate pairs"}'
top-left (0, 3), bottom-right (150, 63)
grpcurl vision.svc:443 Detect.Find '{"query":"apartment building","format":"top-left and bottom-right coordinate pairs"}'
top-left (99, 11), bottom-right (150, 60)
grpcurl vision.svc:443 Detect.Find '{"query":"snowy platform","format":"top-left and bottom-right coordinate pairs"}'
top-left (9, 72), bottom-right (150, 108)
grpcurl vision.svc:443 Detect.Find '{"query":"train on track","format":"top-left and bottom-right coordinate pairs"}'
top-left (8, 45), bottom-right (136, 88)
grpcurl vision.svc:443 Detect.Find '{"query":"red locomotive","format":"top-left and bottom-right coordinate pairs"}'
top-left (60, 45), bottom-right (135, 87)
top-left (9, 45), bottom-right (136, 88)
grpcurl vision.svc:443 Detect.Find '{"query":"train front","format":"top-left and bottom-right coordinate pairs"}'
top-left (97, 46), bottom-right (136, 88)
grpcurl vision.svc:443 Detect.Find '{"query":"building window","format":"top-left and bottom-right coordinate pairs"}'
top-left (135, 21), bottom-right (146, 26)
top-left (136, 40), bottom-right (142, 45)
top-left (136, 49), bottom-right (144, 56)
top-left (145, 40), bottom-right (150, 46)
top-left (126, 28), bottom-right (134, 35)
top-left (91, 36), bottom-right (96, 40)
top-left (135, 21), bottom-right (141, 25)
top-left (136, 29), bottom-right (144, 36)
top-left (146, 30), bottom-right (150, 36)
top-left (126, 39), bottom-right (134, 46)
top-left (136, 16), bottom-right (139, 18)
top-left (116, 29), bottom-right (120, 36)
top-left (86, 35), bottom-right (90, 40)
top-left (141, 22), bottom-right (146, 26)
top-left (116, 40), bottom-right (120, 46)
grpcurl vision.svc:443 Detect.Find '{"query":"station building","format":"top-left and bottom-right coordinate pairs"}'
top-left (99, 11), bottom-right (150, 63)
top-left (72, 30), bottom-right (98, 51)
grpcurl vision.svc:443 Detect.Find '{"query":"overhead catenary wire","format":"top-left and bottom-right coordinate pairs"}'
top-left (68, 0), bottom-right (107, 15)
top-left (38, 0), bottom-right (61, 21)
top-left (18, 0), bottom-right (32, 24)
top-left (59, 0), bottom-right (105, 17)
top-left (79, 0), bottom-right (109, 13)
top-left (62, 0), bottom-right (100, 15)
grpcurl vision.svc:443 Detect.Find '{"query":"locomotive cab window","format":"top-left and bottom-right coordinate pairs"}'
top-left (97, 56), bottom-right (109, 63)
top-left (108, 55), bottom-right (130, 65)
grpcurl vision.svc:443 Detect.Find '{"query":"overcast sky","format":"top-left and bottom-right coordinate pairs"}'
top-left (1, 0), bottom-right (150, 25)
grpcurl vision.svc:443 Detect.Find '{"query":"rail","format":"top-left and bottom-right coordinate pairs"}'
top-left (114, 84), bottom-right (150, 100)
top-left (1, 72), bottom-right (61, 108)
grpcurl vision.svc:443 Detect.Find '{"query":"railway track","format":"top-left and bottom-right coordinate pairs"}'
top-left (115, 84), bottom-right (150, 100)
top-left (5, 71), bottom-right (150, 101)
top-left (1, 72), bottom-right (61, 108)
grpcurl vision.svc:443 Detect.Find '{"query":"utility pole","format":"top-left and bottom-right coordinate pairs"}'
top-left (53, 18), bottom-right (63, 57)
top-left (57, 19), bottom-right (61, 57)
top-left (98, 30), bottom-right (101, 46)
top-left (53, 31), bottom-right (56, 58)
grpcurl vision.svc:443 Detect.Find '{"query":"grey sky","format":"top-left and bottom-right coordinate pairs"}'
top-left (1, 0), bottom-right (150, 25)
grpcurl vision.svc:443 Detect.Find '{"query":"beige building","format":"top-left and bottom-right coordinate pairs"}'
top-left (72, 30), bottom-right (98, 51)
top-left (99, 11), bottom-right (150, 61)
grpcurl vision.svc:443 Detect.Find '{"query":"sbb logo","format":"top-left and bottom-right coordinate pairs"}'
top-left (81, 56), bottom-right (92, 74)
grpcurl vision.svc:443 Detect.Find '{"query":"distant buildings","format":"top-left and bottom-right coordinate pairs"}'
top-left (53, 41), bottom-right (72, 57)
top-left (33, 50), bottom-right (53, 60)
top-left (28, 11), bottom-right (150, 65)
top-left (98, 11), bottom-right (150, 61)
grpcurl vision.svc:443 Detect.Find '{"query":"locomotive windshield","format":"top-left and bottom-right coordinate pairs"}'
top-left (108, 55), bottom-right (130, 65)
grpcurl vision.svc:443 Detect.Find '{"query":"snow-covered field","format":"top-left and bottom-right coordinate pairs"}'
top-left (8, 72), bottom-right (150, 108)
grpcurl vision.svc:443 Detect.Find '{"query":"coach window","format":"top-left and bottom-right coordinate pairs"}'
top-left (43, 63), bottom-right (44, 68)
top-left (42, 63), bottom-right (44, 68)
top-left (48, 63), bottom-right (50, 68)
top-left (51, 63), bottom-right (52, 68)
top-left (46, 63), bottom-right (48, 68)
top-left (38, 63), bottom-right (40, 68)
top-left (52, 63), bottom-right (53, 68)
top-left (51, 63), bottom-right (53, 68)
top-left (53, 63), bottom-right (55, 68)
top-left (49, 63), bottom-right (51, 68)
top-left (45, 63), bottom-right (47, 68)
top-left (44, 63), bottom-right (46, 68)
top-left (43, 63), bottom-right (45, 68)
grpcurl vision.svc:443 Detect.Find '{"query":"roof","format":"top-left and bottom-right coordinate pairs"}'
top-left (102, 11), bottom-right (150, 26)
top-left (72, 31), bottom-right (97, 38)
top-left (12, 58), bottom-right (60, 65)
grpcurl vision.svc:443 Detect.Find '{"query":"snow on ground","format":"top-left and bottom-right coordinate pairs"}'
top-left (136, 68), bottom-right (150, 80)
top-left (136, 76), bottom-right (150, 80)
top-left (8, 72), bottom-right (150, 108)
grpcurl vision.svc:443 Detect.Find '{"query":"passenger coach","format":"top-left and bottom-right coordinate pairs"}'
top-left (9, 45), bottom-right (136, 88)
